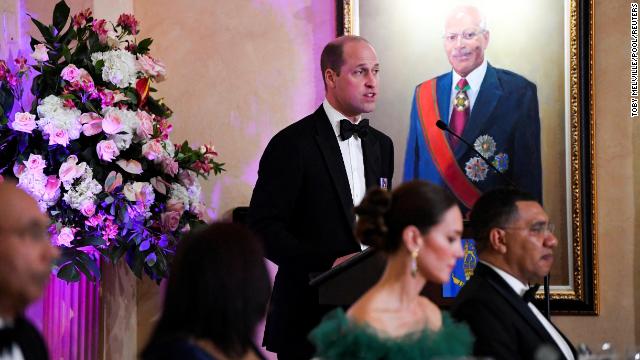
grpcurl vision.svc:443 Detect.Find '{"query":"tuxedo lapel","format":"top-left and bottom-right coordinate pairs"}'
top-left (437, 73), bottom-right (452, 125)
top-left (361, 132), bottom-right (380, 189)
top-left (313, 106), bottom-right (356, 228)
top-left (477, 264), bottom-right (559, 345)
top-left (455, 63), bottom-right (503, 159)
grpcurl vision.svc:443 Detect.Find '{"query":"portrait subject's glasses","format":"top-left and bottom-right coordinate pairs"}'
top-left (502, 222), bottom-right (556, 237)
top-left (443, 29), bottom-right (487, 43)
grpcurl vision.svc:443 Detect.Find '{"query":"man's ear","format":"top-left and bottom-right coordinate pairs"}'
top-left (324, 69), bottom-right (337, 89)
top-left (488, 227), bottom-right (507, 254)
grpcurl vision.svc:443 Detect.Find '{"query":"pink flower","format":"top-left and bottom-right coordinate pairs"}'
top-left (85, 213), bottom-right (105, 228)
top-left (80, 200), bottom-right (96, 217)
top-left (96, 140), bottom-right (120, 162)
top-left (0, 60), bottom-right (9, 80)
top-left (156, 118), bottom-right (173, 140)
top-left (47, 126), bottom-right (70, 147)
top-left (178, 170), bottom-right (197, 188)
top-left (102, 112), bottom-right (123, 134)
top-left (92, 19), bottom-right (110, 43)
top-left (42, 175), bottom-right (61, 201)
top-left (58, 155), bottom-right (83, 183)
top-left (31, 44), bottom-right (49, 62)
top-left (160, 157), bottom-right (179, 176)
top-left (192, 202), bottom-right (207, 221)
top-left (80, 112), bottom-right (103, 136)
top-left (14, 56), bottom-right (28, 73)
top-left (77, 69), bottom-right (95, 93)
top-left (63, 99), bottom-right (76, 109)
top-left (11, 112), bottom-right (37, 133)
top-left (25, 154), bottom-right (46, 172)
top-left (160, 211), bottom-right (181, 232)
top-left (166, 198), bottom-right (185, 214)
top-left (72, 8), bottom-right (92, 28)
top-left (136, 111), bottom-right (154, 139)
top-left (56, 227), bottom-right (75, 247)
top-left (141, 140), bottom-right (164, 160)
top-left (117, 13), bottom-right (139, 35)
top-left (137, 55), bottom-right (166, 81)
top-left (102, 219), bottom-right (119, 240)
top-left (61, 64), bottom-right (81, 82)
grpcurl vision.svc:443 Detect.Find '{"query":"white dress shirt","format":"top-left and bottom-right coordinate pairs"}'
top-left (448, 59), bottom-right (488, 122)
top-left (0, 317), bottom-right (24, 360)
top-left (481, 261), bottom-right (575, 360)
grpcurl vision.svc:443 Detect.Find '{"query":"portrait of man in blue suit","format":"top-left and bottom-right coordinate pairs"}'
top-left (404, 4), bottom-right (542, 212)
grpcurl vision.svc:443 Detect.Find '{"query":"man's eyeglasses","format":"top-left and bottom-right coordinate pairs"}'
top-left (443, 29), bottom-right (486, 43)
top-left (502, 222), bottom-right (555, 236)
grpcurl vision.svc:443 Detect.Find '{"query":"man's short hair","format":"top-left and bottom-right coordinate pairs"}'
top-left (320, 35), bottom-right (370, 87)
top-left (470, 187), bottom-right (537, 252)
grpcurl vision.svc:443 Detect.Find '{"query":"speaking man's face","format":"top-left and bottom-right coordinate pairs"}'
top-left (444, 11), bottom-right (489, 77)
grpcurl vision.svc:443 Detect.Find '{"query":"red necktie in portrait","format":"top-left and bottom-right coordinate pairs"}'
top-left (449, 77), bottom-right (470, 148)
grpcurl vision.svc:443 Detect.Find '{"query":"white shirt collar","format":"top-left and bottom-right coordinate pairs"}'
top-left (452, 59), bottom-right (488, 92)
top-left (322, 98), bottom-right (363, 138)
top-left (480, 260), bottom-right (529, 297)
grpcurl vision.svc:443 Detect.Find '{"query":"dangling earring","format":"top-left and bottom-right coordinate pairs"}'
top-left (410, 249), bottom-right (419, 278)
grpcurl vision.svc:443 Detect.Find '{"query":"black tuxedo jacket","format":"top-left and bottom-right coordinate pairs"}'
top-left (451, 263), bottom-right (576, 360)
top-left (248, 105), bottom-right (394, 353)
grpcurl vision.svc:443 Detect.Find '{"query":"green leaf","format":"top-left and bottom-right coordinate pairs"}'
top-left (61, 46), bottom-right (72, 62)
top-left (52, 0), bottom-right (70, 34)
top-left (136, 38), bottom-right (153, 54)
top-left (57, 262), bottom-right (81, 282)
top-left (80, 236), bottom-right (107, 247)
top-left (31, 17), bottom-right (53, 41)
top-left (94, 59), bottom-right (104, 73)
top-left (76, 251), bottom-right (101, 280)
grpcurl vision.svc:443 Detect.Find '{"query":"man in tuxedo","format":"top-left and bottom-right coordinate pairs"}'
top-left (403, 5), bottom-right (542, 211)
top-left (0, 180), bottom-right (59, 359)
top-left (451, 188), bottom-right (576, 360)
top-left (249, 36), bottom-right (394, 359)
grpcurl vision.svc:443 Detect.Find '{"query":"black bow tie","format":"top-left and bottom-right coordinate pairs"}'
top-left (339, 119), bottom-right (370, 141)
top-left (522, 284), bottom-right (541, 303)
top-left (0, 325), bottom-right (16, 354)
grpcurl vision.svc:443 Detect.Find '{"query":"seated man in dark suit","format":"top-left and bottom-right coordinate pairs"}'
top-left (0, 180), bottom-right (59, 360)
top-left (452, 188), bottom-right (576, 360)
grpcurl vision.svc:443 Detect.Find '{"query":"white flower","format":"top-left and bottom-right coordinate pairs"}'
top-left (169, 183), bottom-right (190, 212)
top-left (31, 44), bottom-right (49, 62)
top-left (62, 166), bottom-right (101, 210)
top-left (91, 49), bottom-right (138, 88)
top-left (36, 95), bottom-right (82, 144)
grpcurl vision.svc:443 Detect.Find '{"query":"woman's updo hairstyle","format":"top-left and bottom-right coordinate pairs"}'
top-left (355, 180), bottom-right (457, 253)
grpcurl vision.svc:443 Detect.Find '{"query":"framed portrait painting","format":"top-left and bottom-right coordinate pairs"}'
top-left (337, 0), bottom-right (597, 314)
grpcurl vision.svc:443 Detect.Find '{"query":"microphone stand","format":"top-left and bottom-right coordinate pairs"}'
top-left (436, 120), bottom-right (551, 318)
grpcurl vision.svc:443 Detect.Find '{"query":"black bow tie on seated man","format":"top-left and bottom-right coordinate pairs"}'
top-left (522, 284), bottom-right (541, 303)
top-left (339, 119), bottom-right (370, 141)
top-left (0, 325), bottom-right (16, 354)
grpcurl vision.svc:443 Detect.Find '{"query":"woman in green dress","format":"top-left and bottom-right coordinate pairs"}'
top-left (309, 181), bottom-right (473, 359)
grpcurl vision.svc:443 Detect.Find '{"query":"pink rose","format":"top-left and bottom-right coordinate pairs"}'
top-left (96, 140), bottom-right (120, 162)
top-left (136, 111), bottom-right (154, 139)
top-left (137, 55), bottom-right (166, 81)
top-left (160, 157), bottom-right (179, 176)
top-left (141, 140), bottom-right (164, 160)
top-left (80, 200), bottom-right (96, 217)
top-left (49, 128), bottom-right (70, 147)
top-left (102, 112), bottom-right (123, 134)
top-left (166, 198), bottom-right (185, 214)
top-left (61, 64), bottom-right (81, 82)
top-left (178, 170), bottom-right (197, 187)
top-left (30, 44), bottom-right (49, 62)
top-left (25, 154), bottom-right (46, 172)
top-left (160, 211), bottom-right (181, 232)
top-left (11, 112), bottom-right (37, 133)
top-left (192, 202), bottom-right (207, 220)
top-left (56, 227), bottom-right (75, 247)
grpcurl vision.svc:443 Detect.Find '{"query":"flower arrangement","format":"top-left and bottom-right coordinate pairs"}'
top-left (0, 1), bottom-right (224, 282)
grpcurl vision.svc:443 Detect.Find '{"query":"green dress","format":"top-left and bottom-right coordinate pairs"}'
top-left (309, 308), bottom-right (473, 360)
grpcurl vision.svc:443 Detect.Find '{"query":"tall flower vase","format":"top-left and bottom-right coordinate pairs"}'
top-left (42, 259), bottom-right (101, 360)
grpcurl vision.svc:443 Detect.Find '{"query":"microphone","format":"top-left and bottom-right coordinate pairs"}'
top-left (435, 120), bottom-right (516, 188)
